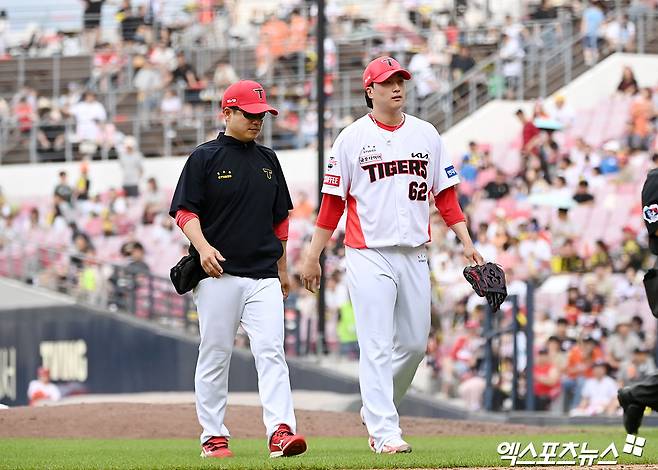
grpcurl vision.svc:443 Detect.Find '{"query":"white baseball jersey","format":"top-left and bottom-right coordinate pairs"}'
top-left (321, 113), bottom-right (459, 248)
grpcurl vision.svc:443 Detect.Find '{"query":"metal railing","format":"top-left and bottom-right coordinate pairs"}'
top-left (0, 54), bottom-right (94, 99)
top-left (0, 242), bottom-right (306, 356)
top-left (0, 92), bottom-right (371, 164)
top-left (0, 244), bottom-right (196, 330)
top-left (418, 9), bottom-right (658, 132)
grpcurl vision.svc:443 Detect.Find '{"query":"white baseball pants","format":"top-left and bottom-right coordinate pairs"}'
top-left (193, 275), bottom-right (296, 444)
top-left (345, 246), bottom-right (431, 451)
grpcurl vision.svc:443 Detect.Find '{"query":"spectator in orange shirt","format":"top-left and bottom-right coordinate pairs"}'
top-left (287, 9), bottom-right (308, 55)
top-left (256, 14), bottom-right (289, 76)
top-left (562, 336), bottom-right (603, 411)
top-left (628, 87), bottom-right (654, 150)
top-left (290, 191), bottom-right (315, 220)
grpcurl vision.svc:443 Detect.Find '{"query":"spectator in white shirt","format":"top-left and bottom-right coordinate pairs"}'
top-left (70, 91), bottom-right (107, 143)
top-left (473, 226), bottom-right (497, 262)
top-left (133, 59), bottom-right (164, 126)
top-left (27, 367), bottom-right (61, 406)
top-left (604, 14), bottom-right (636, 52)
top-left (408, 41), bottom-right (439, 101)
top-left (607, 317), bottom-right (643, 370)
top-left (571, 361), bottom-right (619, 416)
top-left (160, 88), bottom-right (183, 129)
top-left (546, 95), bottom-right (576, 129)
top-left (503, 14), bottom-right (526, 47)
top-left (117, 136), bottom-right (144, 198)
top-left (500, 33), bottom-right (525, 99)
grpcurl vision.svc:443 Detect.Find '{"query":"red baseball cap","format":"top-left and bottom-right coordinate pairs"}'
top-left (362, 56), bottom-right (412, 89)
top-left (221, 80), bottom-right (278, 116)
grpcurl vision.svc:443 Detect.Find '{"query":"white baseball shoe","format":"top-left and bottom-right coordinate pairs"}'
top-left (369, 437), bottom-right (412, 454)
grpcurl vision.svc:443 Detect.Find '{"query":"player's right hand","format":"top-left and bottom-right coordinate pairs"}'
top-left (300, 258), bottom-right (322, 293)
top-left (199, 245), bottom-right (225, 278)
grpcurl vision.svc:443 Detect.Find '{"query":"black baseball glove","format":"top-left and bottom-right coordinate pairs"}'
top-left (463, 262), bottom-right (508, 312)
top-left (170, 251), bottom-right (208, 295)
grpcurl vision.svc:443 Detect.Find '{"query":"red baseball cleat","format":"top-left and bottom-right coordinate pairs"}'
top-left (269, 424), bottom-right (307, 458)
top-left (200, 436), bottom-right (233, 458)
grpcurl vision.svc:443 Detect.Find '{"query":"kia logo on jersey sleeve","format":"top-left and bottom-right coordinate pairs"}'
top-left (445, 165), bottom-right (457, 178)
top-left (324, 174), bottom-right (341, 187)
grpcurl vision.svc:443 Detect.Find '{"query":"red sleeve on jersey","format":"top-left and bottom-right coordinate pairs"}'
top-left (316, 194), bottom-right (346, 230)
top-left (435, 186), bottom-right (466, 227)
top-left (274, 217), bottom-right (290, 241)
top-left (175, 209), bottom-right (199, 230)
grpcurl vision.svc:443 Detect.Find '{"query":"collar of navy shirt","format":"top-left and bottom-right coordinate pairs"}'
top-left (217, 132), bottom-right (257, 148)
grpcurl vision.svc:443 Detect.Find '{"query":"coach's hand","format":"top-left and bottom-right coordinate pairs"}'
top-left (199, 244), bottom-right (225, 278)
top-left (463, 243), bottom-right (484, 266)
top-left (300, 257), bottom-right (322, 293)
top-left (279, 270), bottom-right (291, 300)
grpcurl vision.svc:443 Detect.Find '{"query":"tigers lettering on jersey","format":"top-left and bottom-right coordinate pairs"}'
top-left (363, 160), bottom-right (428, 182)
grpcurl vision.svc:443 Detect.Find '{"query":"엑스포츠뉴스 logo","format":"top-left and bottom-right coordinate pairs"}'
top-left (497, 434), bottom-right (646, 467)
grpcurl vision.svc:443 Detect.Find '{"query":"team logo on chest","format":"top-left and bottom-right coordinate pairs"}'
top-left (262, 168), bottom-right (272, 179)
top-left (217, 170), bottom-right (233, 180)
top-left (359, 144), bottom-right (383, 166)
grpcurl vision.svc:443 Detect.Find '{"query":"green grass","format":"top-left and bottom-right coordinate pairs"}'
top-left (1, 429), bottom-right (657, 469)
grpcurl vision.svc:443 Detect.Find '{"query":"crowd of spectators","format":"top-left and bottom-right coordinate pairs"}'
top-left (1, 65), bottom-right (658, 415)
top-left (5, 1), bottom-right (655, 156)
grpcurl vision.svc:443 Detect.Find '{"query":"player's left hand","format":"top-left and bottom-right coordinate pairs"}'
top-left (279, 270), bottom-right (291, 300)
top-left (463, 243), bottom-right (484, 266)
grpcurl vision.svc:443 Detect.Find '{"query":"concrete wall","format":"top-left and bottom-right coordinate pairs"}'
top-left (1, 149), bottom-right (320, 202)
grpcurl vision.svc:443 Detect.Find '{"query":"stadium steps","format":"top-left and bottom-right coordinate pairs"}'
top-left (0, 55), bottom-right (92, 98)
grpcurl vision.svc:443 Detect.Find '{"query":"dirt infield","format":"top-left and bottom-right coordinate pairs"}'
top-left (0, 403), bottom-right (577, 439)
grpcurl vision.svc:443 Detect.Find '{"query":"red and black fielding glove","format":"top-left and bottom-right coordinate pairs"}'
top-left (463, 262), bottom-right (508, 312)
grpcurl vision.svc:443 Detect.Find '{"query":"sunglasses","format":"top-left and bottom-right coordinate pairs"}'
top-left (230, 107), bottom-right (266, 121)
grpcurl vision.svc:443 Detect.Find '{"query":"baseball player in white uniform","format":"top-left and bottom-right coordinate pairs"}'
top-left (301, 57), bottom-right (483, 454)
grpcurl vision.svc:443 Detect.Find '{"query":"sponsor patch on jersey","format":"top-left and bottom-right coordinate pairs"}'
top-left (359, 145), bottom-right (382, 166)
top-left (644, 204), bottom-right (658, 223)
top-left (327, 156), bottom-right (338, 169)
top-left (417, 252), bottom-right (427, 263)
top-left (445, 165), bottom-right (457, 178)
top-left (410, 151), bottom-right (429, 160)
top-left (324, 174), bottom-right (341, 187)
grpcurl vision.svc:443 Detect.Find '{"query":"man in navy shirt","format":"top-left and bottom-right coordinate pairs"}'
top-left (170, 80), bottom-right (306, 459)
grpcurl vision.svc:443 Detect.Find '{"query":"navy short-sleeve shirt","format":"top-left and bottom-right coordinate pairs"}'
top-left (169, 133), bottom-right (293, 279)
